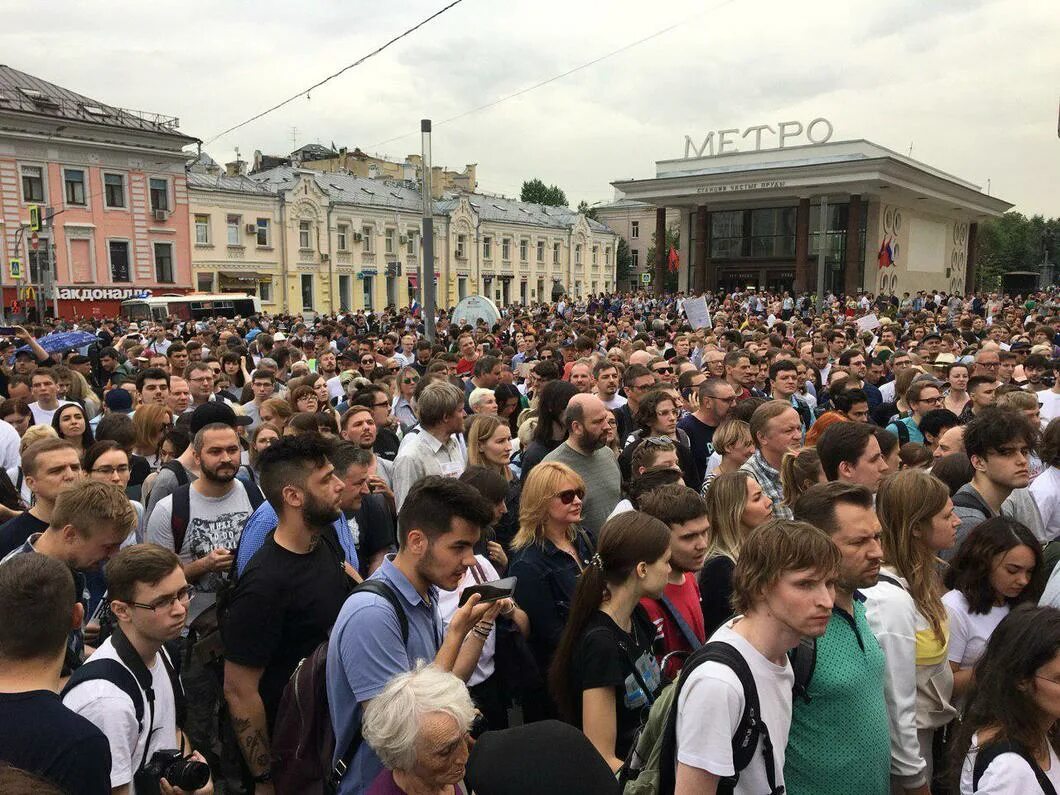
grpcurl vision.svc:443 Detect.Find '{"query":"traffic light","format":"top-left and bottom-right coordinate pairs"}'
top-left (28, 205), bottom-right (41, 232)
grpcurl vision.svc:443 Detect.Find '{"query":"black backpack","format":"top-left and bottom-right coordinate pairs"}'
top-left (657, 641), bottom-right (785, 795)
top-left (972, 739), bottom-right (1058, 794)
top-left (168, 480), bottom-right (264, 555)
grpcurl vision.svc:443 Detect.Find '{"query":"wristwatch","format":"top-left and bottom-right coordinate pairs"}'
top-left (251, 770), bottom-right (273, 784)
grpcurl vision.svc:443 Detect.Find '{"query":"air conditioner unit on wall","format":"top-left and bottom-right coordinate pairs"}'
top-left (400, 235), bottom-right (409, 244)
top-left (245, 224), bottom-right (257, 234)
top-left (153, 209), bottom-right (167, 222)
top-left (353, 232), bottom-right (363, 242)
top-left (321, 253), bottom-right (330, 262)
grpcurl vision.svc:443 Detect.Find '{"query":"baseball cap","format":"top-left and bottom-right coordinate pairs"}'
top-left (1010, 341), bottom-right (1031, 352)
top-left (104, 389), bottom-right (134, 412)
top-left (190, 401), bottom-right (252, 434)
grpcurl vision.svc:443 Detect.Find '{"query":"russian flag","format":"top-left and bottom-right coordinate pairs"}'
top-left (877, 237), bottom-right (894, 269)
top-left (410, 298), bottom-right (421, 316)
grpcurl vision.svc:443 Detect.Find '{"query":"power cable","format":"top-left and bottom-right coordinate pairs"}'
top-left (205, 0), bottom-right (467, 145)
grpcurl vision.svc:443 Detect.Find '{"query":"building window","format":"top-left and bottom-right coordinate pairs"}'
top-left (27, 240), bottom-right (49, 283)
top-left (299, 221), bottom-right (311, 250)
top-left (339, 275), bottom-right (352, 310)
top-left (632, 249), bottom-right (639, 269)
top-left (605, 246), bottom-right (611, 265)
top-left (64, 169), bottom-right (86, 206)
top-left (385, 228), bottom-right (396, 255)
top-left (226, 215), bottom-right (241, 246)
top-left (362, 226), bottom-right (373, 253)
top-left (592, 245), bottom-right (598, 265)
top-left (103, 173), bottom-right (126, 208)
top-left (501, 238), bottom-right (510, 260)
top-left (197, 272), bottom-right (214, 292)
top-left (553, 242), bottom-right (560, 264)
top-left (483, 236), bottom-right (492, 259)
top-left (108, 240), bottom-right (131, 282)
top-left (256, 218), bottom-right (270, 246)
top-left (537, 240), bottom-right (545, 262)
top-left (575, 244), bottom-right (582, 265)
top-left (519, 240), bottom-right (528, 262)
top-left (154, 242), bottom-right (174, 283)
top-left (149, 178), bottom-right (169, 212)
top-left (21, 165), bottom-right (44, 203)
top-left (631, 220), bottom-right (640, 239)
top-left (301, 274), bottom-right (314, 311)
top-left (406, 232), bottom-right (415, 256)
top-left (363, 276), bottom-right (374, 310)
top-left (259, 278), bottom-right (272, 303)
top-left (456, 234), bottom-right (467, 259)
top-left (194, 214), bottom-right (210, 244)
top-left (709, 207), bottom-right (797, 259)
top-left (337, 224), bottom-right (349, 251)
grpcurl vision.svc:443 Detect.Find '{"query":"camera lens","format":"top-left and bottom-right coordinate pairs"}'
top-left (163, 757), bottom-right (211, 791)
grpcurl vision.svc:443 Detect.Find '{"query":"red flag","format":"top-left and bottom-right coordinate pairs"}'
top-left (877, 237), bottom-right (893, 269)
top-left (667, 245), bottom-right (679, 273)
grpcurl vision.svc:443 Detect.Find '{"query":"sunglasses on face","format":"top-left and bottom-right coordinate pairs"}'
top-left (653, 366), bottom-right (673, 374)
top-left (553, 488), bottom-right (585, 505)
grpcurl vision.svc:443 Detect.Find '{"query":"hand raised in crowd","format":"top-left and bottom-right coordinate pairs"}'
top-left (485, 540), bottom-right (508, 572)
top-left (447, 592), bottom-right (499, 640)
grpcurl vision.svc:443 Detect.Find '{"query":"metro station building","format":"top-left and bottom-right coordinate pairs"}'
top-left (610, 128), bottom-right (1013, 297)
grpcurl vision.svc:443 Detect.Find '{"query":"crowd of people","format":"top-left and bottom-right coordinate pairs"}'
top-left (1, 284), bottom-right (1060, 794)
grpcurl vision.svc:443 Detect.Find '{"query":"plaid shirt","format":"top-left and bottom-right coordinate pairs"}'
top-left (740, 450), bottom-right (793, 520)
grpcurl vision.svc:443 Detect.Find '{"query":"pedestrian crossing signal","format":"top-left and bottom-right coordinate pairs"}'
top-left (8, 259), bottom-right (21, 280)
top-left (28, 205), bottom-right (41, 232)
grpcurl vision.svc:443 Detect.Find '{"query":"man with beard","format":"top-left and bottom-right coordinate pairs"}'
top-left (786, 482), bottom-right (891, 795)
top-left (542, 394), bottom-right (623, 533)
top-left (223, 434), bottom-right (354, 789)
top-left (146, 422), bottom-right (254, 766)
top-left (326, 476), bottom-right (502, 794)
top-left (340, 405), bottom-right (395, 490)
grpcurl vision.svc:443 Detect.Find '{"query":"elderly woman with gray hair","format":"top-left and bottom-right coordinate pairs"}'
top-left (362, 663), bottom-right (476, 795)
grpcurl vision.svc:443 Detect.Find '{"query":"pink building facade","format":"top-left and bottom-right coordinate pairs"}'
top-left (0, 65), bottom-right (198, 319)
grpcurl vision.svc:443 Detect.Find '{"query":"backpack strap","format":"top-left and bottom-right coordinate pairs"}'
top-left (658, 594), bottom-right (703, 652)
top-left (877, 572), bottom-right (906, 591)
top-left (62, 658), bottom-right (145, 731)
top-left (354, 580), bottom-right (409, 646)
top-left (788, 636), bottom-right (817, 704)
top-left (170, 483), bottom-right (192, 554)
top-left (890, 419), bottom-right (910, 446)
top-left (972, 739), bottom-right (1058, 795)
top-left (163, 460), bottom-right (189, 487)
top-left (952, 488), bottom-right (994, 518)
top-left (584, 624), bottom-right (658, 709)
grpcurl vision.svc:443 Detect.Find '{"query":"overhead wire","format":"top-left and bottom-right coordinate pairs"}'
top-left (205, 0), bottom-right (467, 145)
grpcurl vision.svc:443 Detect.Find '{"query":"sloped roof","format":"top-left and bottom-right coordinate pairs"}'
top-left (0, 64), bottom-right (196, 141)
top-left (438, 193), bottom-right (615, 234)
top-left (186, 170), bottom-right (275, 195)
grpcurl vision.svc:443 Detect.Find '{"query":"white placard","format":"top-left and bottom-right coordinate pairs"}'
top-left (684, 296), bottom-right (712, 330)
top-left (856, 313), bottom-right (881, 332)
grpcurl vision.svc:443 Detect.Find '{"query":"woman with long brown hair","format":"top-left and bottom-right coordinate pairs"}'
top-left (864, 468), bottom-right (961, 791)
top-left (549, 511), bottom-right (671, 772)
top-left (467, 414), bottom-right (520, 549)
top-left (131, 403), bottom-right (172, 468)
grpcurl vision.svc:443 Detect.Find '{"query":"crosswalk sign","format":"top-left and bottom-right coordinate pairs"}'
top-left (8, 259), bottom-right (21, 280)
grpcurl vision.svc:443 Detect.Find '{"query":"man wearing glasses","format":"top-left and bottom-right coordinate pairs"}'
top-left (62, 544), bottom-right (214, 795)
top-left (678, 378), bottom-right (736, 487)
top-left (886, 380), bottom-right (943, 445)
top-left (649, 357), bottom-right (676, 385)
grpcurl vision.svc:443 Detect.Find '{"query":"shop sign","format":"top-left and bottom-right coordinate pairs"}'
top-left (683, 118), bottom-right (833, 158)
top-left (57, 287), bottom-right (153, 301)
top-left (696, 180), bottom-right (788, 194)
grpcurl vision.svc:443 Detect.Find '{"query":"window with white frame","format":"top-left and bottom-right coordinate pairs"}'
top-left (406, 231), bottom-right (415, 255)
top-left (109, 240), bottom-right (131, 282)
top-left (21, 165), bottom-right (44, 203)
top-left (337, 223), bottom-right (349, 251)
top-left (149, 178), bottom-right (169, 212)
top-left (536, 240), bottom-right (545, 262)
top-left (605, 246), bottom-right (611, 265)
top-left (575, 244), bottom-right (582, 265)
top-left (592, 245), bottom-right (598, 265)
top-left (519, 239), bottom-right (528, 261)
top-left (104, 173), bottom-right (126, 208)
top-left (385, 228), bottom-right (396, 255)
top-left (553, 242), bottom-right (560, 264)
top-left (226, 215), bottom-right (241, 245)
top-left (456, 234), bottom-right (467, 259)
top-left (483, 236), bottom-right (492, 259)
top-left (259, 278), bottom-right (272, 303)
top-left (299, 221), bottom-right (312, 250)
top-left (362, 226), bottom-right (373, 253)
top-left (154, 242), bottom-right (174, 282)
top-left (194, 214), bottom-right (210, 244)
top-left (501, 238), bottom-right (510, 260)
top-left (631, 220), bottom-right (640, 238)
top-left (256, 218), bottom-right (270, 246)
top-left (64, 169), bottom-right (86, 206)
top-left (632, 249), bottom-right (639, 268)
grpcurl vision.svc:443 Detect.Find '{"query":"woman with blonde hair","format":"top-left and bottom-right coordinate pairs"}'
top-left (698, 470), bottom-right (774, 634)
top-left (510, 461), bottom-right (593, 722)
top-left (699, 419), bottom-right (755, 495)
top-left (258, 397), bottom-right (293, 431)
top-left (466, 414), bottom-right (520, 548)
top-left (131, 403), bottom-right (171, 468)
top-left (864, 468), bottom-right (961, 791)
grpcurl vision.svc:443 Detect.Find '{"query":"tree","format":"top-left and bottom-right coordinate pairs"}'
top-left (975, 212), bottom-right (1060, 291)
top-left (520, 178), bottom-right (567, 207)
top-left (577, 200), bottom-right (599, 220)
top-left (616, 238), bottom-right (632, 291)
top-left (646, 224), bottom-right (681, 293)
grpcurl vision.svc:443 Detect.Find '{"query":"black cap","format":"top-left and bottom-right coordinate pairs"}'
top-left (190, 401), bottom-right (252, 434)
top-left (921, 333), bottom-right (942, 343)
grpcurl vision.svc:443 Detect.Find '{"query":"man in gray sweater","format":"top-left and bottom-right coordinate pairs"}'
top-left (542, 394), bottom-right (622, 534)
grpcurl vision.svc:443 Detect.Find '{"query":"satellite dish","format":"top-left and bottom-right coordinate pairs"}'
top-left (451, 294), bottom-right (501, 328)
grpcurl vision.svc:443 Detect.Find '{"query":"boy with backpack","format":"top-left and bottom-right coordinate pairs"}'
top-left (667, 519), bottom-right (839, 794)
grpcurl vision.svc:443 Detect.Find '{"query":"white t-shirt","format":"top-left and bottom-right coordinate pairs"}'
top-left (62, 638), bottom-right (178, 790)
top-left (960, 732), bottom-right (1060, 794)
top-left (942, 590), bottom-right (1009, 671)
top-left (1030, 466), bottom-right (1060, 544)
top-left (0, 419), bottom-right (19, 471)
top-left (675, 623), bottom-right (793, 793)
top-left (1040, 390), bottom-right (1060, 426)
top-left (28, 399), bottom-right (74, 426)
top-left (602, 394), bottom-right (627, 410)
top-left (436, 555), bottom-right (499, 686)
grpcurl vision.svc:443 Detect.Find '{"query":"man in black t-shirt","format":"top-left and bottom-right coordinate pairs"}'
top-left (677, 378), bottom-right (736, 487)
top-left (0, 554), bottom-right (111, 795)
top-left (222, 434), bottom-right (353, 788)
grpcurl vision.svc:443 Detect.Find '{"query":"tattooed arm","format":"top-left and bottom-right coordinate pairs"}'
top-left (223, 660), bottom-right (272, 791)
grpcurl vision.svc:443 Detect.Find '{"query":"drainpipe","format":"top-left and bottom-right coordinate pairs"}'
top-left (325, 201), bottom-right (334, 313)
top-left (279, 193), bottom-right (289, 313)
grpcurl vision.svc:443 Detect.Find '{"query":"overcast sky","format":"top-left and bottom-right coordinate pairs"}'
top-left (4, 0), bottom-right (1058, 216)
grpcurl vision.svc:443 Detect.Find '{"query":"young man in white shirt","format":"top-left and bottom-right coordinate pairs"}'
top-left (28, 368), bottom-right (73, 426)
top-left (62, 544), bottom-right (213, 795)
top-left (672, 519), bottom-right (840, 794)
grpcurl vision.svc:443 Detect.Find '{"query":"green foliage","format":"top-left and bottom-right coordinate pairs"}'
top-left (616, 238), bottom-right (632, 290)
top-left (577, 200), bottom-right (599, 220)
top-left (646, 224), bottom-right (681, 292)
top-left (520, 178), bottom-right (567, 207)
top-left (975, 212), bottom-right (1060, 291)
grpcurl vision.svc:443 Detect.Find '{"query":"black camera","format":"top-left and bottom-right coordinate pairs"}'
top-left (134, 749), bottom-right (210, 795)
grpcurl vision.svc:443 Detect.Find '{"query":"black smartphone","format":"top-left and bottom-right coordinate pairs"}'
top-left (459, 576), bottom-right (517, 607)
top-left (0, 327), bottom-right (19, 336)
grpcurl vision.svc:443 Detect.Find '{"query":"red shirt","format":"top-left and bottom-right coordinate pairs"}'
top-left (640, 574), bottom-right (706, 677)
top-left (457, 357), bottom-right (477, 376)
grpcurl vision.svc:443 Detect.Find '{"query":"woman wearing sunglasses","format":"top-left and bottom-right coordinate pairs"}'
top-left (392, 366), bottom-right (419, 431)
top-left (510, 462), bottom-right (594, 723)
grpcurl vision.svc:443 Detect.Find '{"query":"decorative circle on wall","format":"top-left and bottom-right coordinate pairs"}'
top-left (953, 224), bottom-right (961, 245)
top-left (892, 242), bottom-right (900, 260)
top-left (951, 250), bottom-right (960, 269)
top-left (884, 207), bottom-right (895, 234)
top-left (893, 211), bottom-right (902, 234)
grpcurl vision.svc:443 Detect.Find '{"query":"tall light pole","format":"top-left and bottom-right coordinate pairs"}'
top-left (420, 119), bottom-right (436, 341)
top-left (816, 196), bottom-right (828, 299)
